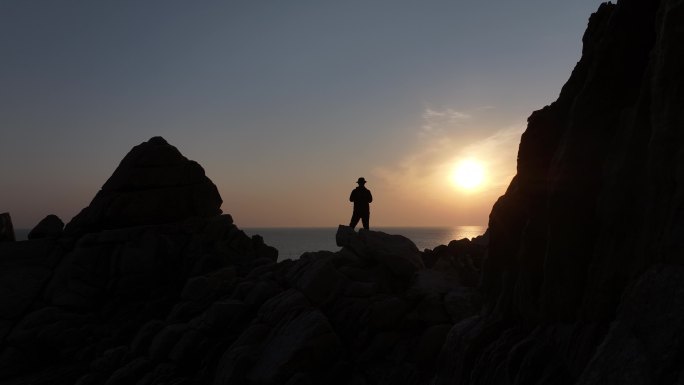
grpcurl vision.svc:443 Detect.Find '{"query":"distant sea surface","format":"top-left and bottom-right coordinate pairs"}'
top-left (14, 226), bottom-right (486, 262)
top-left (15, 229), bottom-right (30, 241)
top-left (244, 226), bottom-right (487, 261)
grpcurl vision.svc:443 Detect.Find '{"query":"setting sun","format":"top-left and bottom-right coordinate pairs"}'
top-left (452, 159), bottom-right (485, 191)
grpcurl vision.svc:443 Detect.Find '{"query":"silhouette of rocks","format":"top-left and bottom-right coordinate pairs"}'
top-left (27, 214), bottom-right (64, 240)
top-left (65, 136), bottom-right (222, 234)
top-left (434, 1), bottom-right (684, 384)
top-left (0, 212), bottom-right (15, 242)
top-left (336, 225), bottom-right (425, 280)
top-left (0, 138), bottom-right (485, 385)
top-left (4, 0), bottom-right (684, 381)
top-left (421, 236), bottom-right (485, 287)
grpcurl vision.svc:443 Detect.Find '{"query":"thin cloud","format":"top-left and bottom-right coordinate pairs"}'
top-left (374, 106), bottom-right (525, 192)
top-left (422, 108), bottom-right (471, 121)
top-left (420, 107), bottom-right (471, 136)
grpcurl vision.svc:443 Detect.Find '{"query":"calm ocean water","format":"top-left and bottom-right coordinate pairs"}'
top-left (244, 226), bottom-right (487, 261)
top-left (14, 226), bottom-right (487, 262)
top-left (15, 229), bottom-right (30, 241)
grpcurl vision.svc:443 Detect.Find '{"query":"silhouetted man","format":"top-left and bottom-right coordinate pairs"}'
top-left (349, 177), bottom-right (373, 230)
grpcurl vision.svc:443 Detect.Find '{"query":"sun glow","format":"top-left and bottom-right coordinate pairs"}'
top-left (451, 159), bottom-right (485, 191)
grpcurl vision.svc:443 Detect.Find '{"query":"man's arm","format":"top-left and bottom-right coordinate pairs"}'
top-left (350, 189), bottom-right (356, 202)
top-left (367, 190), bottom-right (373, 203)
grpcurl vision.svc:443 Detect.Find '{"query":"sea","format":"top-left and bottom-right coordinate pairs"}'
top-left (243, 226), bottom-right (486, 261)
top-left (14, 226), bottom-right (487, 262)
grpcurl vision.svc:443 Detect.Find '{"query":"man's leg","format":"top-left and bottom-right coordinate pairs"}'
top-left (349, 212), bottom-right (361, 229)
top-left (361, 213), bottom-right (370, 230)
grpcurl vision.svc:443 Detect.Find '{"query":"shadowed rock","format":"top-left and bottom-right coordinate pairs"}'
top-left (27, 215), bottom-right (64, 240)
top-left (435, 1), bottom-right (684, 384)
top-left (336, 225), bottom-right (425, 280)
top-left (0, 212), bottom-right (15, 242)
top-left (0, 138), bottom-right (275, 384)
top-left (65, 136), bottom-right (222, 234)
top-left (0, 200), bottom-right (477, 384)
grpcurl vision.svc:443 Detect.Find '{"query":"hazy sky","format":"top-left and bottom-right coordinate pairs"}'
top-left (1, 0), bottom-right (604, 228)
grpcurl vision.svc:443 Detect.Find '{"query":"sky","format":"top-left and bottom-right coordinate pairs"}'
top-left (1, 0), bottom-right (605, 229)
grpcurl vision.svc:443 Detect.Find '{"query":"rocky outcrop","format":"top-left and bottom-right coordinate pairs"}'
top-left (336, 225), bottom-right (425, 280)
top-left (0, 212), bottom-right (15, 242)
top-left (65, 136), bottom-right (222, 234)
top-left (0, 138), bottom-right (485, 385)
top-left (64, 225), bottom-right (481, 385)
top-left (28, 214), bottom-right (64, 239)
top-left (435, 0), bottom-right (684, 384)
top-left (0, 138), bottom-right (276, 384)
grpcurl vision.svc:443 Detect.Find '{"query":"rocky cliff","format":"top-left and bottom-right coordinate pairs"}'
top-left (435, 0), bottom-right (684, 384)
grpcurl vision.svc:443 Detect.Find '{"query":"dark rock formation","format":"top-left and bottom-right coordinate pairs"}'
top-left (0, 212), bottom-right (15, 242)
top-left (3, 0), bottom-right (683, 382)
top-left (28, 214), bottom-right (65, 239)
top-left (435, 0), bottom-right (684, 384)
top-left (65, 136), bottom-right (222, 234)
top-left (0, 138), bottom-right (275, 384)
top-left (336, 225), bottom-right (425, 280)
top-left (0, 138), bottom-right (483, 385)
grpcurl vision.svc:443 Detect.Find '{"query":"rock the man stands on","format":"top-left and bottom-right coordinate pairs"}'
top-left (349, 177), bottom-right (373, 230)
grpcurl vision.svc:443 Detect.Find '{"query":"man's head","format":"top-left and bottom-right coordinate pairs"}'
top-left (357, 177), bottom-right (366, 185)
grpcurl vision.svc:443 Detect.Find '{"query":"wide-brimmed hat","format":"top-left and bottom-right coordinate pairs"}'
top-left (357, 177), bottom-right (367, 184)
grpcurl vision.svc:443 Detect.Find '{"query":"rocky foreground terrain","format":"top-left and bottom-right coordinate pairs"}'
top-left (0, 137), bottom-right (485, 385)
top-left (2, 0), bottom-right (684, 383)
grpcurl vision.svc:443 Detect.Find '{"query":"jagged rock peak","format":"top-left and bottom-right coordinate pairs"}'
top-left (65, 137), bottom-right (222, 233)
top-left (28, 214), bottom-right (64, 239)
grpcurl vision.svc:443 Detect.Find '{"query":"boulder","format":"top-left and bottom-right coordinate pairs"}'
top-left (413, 324), bottom-right (453, 368)
top-left (130, 320), bottom-right (165, 355)
top-left (246, 310), bottom-right (341, 384)
top-left (65, 137), bottom-right (222, 233)
top-left (258, 289), bottom-right (311, 325)
top-left (28, 215), bottom-right (64, 239)
top-left (148, 323), bottom-right (188, 361)
top-left (367, 296), bottom-right (408, 328)
top-left (0, 239), bottom-right (62, 340)
top-left (285, 252), bottom-right (346, 306)
top-left (203, 299), bottom-right (248, 329)
top-left (104, 357), bottom-right (152, 385)
top-left (181, 276), bottom-right (212, 301)
top-left (336, 225), bottom-right (424, 280)
top-left (443, 287), bottom-right (481, 323)
top-left (168, 329), bottom-right (206, 364)
top-left (358, 331), bottom-right (401, 363)
top-left (0, 212), bottom-right (15, 242)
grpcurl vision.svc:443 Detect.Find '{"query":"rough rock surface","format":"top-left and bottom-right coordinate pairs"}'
top-left (65, 136), bottom-right (222, 234)
top-left (0, 212), bottom-right (15, 242)
top-left (434, 0), bottom-right (684, 384)
top-left (0, 138), bottom-right (483, 385)
top-left (336, 225), bottom-right (425, 280)
top-left (28, 214), bottom-right (65, 239)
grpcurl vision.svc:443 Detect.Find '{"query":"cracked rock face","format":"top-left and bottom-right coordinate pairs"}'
top-left (65, 136), bottom-right (222, 234)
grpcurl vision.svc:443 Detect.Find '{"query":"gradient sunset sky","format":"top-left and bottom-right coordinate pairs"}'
top-left (1, 1), bottom-right (604, 228)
